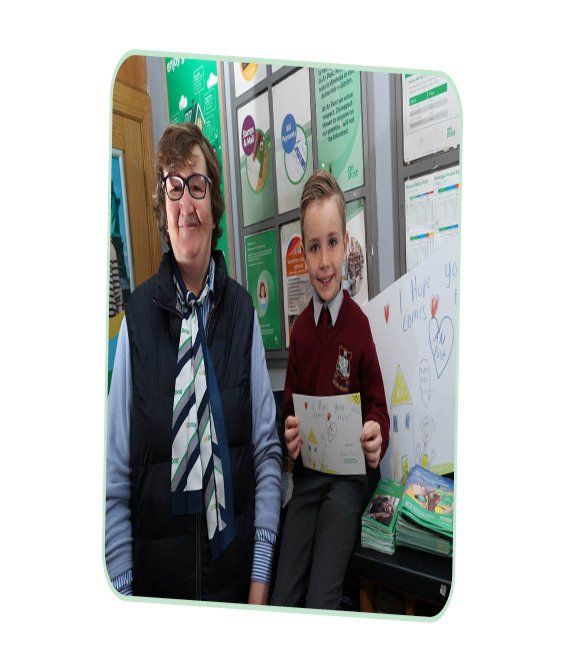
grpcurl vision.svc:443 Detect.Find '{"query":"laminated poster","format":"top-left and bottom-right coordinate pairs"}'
top-left (315, 68), bottom-right (364, 192)
top-left (402, 73), bottom-right (460, 163)
top-left (238, 93), bottom-right (276, 226)
top-left (280, 220), bottom-right (312, 348)
top-left (343, 199), bottom-right (368, 306)
top-left (164, 57), bottom-right (230, 268)
top-left (233, 61), bottom-right (267, 97)
top-left (244, 229), bottom-right (281, 350)
top-left (272, 68), bottom-right (313, 214)
top-left (405, 165), bottom-right (460, 271)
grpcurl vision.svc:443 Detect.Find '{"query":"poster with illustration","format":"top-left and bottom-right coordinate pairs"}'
top-left (280, 220), bottom-right (312, 348)
top-left (272, 68), bottom-right (313, 214)
top-left (244, 229), bottom-right (282, 350)
top-left (363, 238), bottom-right (459, 481)
top-left (238, 93), bottom-right (276, 226)
top-left (343, 199), bottom-right (368, 306)
top-left (293, 393), bottom-right (365, 475)
top-left (314, 68), bottom-right (364, 192)
top-left (233, 61), bottom-right (267, 97)
top-left (165, 56), bottom-right (230, 268)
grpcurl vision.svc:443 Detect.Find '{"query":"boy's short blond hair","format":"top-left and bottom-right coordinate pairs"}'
top-left (299, 170), bottom-right (346, 240)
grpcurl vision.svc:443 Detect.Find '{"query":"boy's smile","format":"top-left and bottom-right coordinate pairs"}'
top-left (302, 196), bottom-right (348, 305)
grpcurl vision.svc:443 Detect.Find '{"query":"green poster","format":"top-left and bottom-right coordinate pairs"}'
top-left (244, 229), bottom-right (281, 350)
top-left (165, 57), bottom-right (230, 269)
top-left (314, 68), bottom-right (364, 192)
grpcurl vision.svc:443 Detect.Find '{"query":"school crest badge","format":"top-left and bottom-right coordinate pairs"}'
top-left (333, 346), bottom-right (352, 392)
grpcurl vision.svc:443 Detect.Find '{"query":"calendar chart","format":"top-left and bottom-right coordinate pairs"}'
top-left (405, 166), bottom-right (460, 271)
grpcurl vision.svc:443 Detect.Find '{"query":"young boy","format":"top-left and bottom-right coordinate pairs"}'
top-left (271, 170), bottom-right (390, 610)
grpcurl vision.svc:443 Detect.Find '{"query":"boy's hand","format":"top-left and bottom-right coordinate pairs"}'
top-left (284, 415), bottom-right (302, 460)
top-left (361, 420), bottom-right (382, 469)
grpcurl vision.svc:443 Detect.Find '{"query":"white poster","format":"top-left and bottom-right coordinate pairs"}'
top-left (343, 199), bottom-right (369, 306)
top-left (233, 62), bottom-right (267, 97)
top-left (405, 165), bottom-right (460, 271)
top-left (363, 238), bottom-right (459, 482)
top-left (272, 68), bottom-right (313, 214)
top-left (237, 92), bottom-right (275, 226)
top-left (402, 73), bottom-right (460, 163)
top-left (280, 220), bottom-right (312, 348)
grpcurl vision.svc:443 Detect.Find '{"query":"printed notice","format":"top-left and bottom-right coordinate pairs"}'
top-left (293, 393), bottom-right (365, 475)
top-left (405, 165), bottom-right (460, 271)
top-left (280, 220), bottom-right (312, 348)
top-left (402, 73), bottom-right (460, 163)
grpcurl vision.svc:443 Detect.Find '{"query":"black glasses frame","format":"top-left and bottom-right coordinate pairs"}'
top-left (162, 173), bottom-right (212, 201)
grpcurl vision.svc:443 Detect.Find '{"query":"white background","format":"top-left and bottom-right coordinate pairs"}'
top-left (1, 2), bottom-right (563, 669)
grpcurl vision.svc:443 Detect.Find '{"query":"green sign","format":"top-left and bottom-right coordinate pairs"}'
top-left (244, 229), bottom-right (281, 350)
top-left (314, 68), bottom-right (364, 192)
top-left (165, 57), bottom-right (230, 269)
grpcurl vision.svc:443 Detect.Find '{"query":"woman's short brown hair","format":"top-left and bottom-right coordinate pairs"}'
top-left (299, 169), bottom-right (346, 240)
top-left (153, 123), bottom-right (224, 249)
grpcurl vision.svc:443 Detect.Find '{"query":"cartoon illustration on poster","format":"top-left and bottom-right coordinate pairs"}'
top-left (238, 93), bottom-right (276, 226)
top-left (233, 61), bottom-right (267, 97)
top-left (273, 68), bottom-right (313, 214)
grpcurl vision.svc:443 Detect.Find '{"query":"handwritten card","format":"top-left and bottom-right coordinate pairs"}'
top-left (293, 393), bottom-right (365, 475)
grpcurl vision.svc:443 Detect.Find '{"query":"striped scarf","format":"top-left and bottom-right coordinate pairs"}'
top-left (170, 264), bottom-right (235, 559)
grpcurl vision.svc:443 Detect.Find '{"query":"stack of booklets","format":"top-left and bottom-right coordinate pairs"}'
top-left (396, 465), bottom-right (454, 557)
top-left (361, 479), bottom-right (404, 555)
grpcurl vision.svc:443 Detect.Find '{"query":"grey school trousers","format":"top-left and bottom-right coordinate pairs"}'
top-left (271, 469), bottom-right (367, 610)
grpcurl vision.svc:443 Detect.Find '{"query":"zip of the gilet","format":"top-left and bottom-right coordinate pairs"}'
top-left (154, 274), bottom-right (225, 601)
top-left (196, 512), bottom-right (201, 600)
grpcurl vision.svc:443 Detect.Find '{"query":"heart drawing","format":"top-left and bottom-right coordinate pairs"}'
top-left (428, 316), bottom-right (454, 378)
top-left (384, 304), bottom-right (390, 323)
top-left (431, 295), bottom-right (439, 319)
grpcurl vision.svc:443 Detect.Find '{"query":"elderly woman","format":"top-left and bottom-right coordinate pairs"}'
top-left (105, 123), bottom-right (282, 604)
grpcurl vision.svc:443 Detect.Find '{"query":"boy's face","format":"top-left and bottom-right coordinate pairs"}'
top-left (302, 196), bottom-right (348, 304)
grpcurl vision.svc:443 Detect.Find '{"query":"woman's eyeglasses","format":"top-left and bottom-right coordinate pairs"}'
top-left (163, 173), bottom-right (212, 201)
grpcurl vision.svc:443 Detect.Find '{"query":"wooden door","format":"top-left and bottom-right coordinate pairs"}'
top-left (111, 60), bottom-right (161, 288)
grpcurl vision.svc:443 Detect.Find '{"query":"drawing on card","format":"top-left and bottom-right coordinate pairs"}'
top-left (293, 393), bottom-right (365, 475)
top-left (326, 412), bottom-right (337, 442)
top-left (390, 365), bottom-right (415, 483)
top-left (429, 314), bottom-right (454, 378)
top-left (416, 415), bottom-right (436, 468)
top-left (306, 429), bottom-right (319, 471)
top-left (419, 358), bottom-right (432, 408)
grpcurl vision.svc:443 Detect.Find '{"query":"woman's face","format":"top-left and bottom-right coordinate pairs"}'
top-left (165, 145), bottom-right (214, 286)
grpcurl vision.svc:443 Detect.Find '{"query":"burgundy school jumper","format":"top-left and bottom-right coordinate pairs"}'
top-left (272, 291), bottom-right (390, 609)
top-left (283, 291), bottom-right (389, 450)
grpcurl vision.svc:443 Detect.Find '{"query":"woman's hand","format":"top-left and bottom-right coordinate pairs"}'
top-left (248, 581), bottom-right (270, 606)
top-left (361, 420), bottom-right (382, 469)
top-left (284, 415), bottom-right (301, 460)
